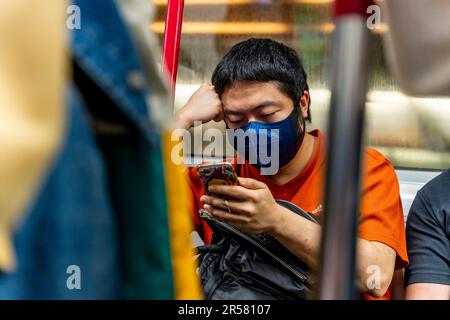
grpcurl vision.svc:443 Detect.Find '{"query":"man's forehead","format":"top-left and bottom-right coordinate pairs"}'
top-left (223, 81), bottom-right (278, 102)
top-left (222, 81), bottom-right (289, 112)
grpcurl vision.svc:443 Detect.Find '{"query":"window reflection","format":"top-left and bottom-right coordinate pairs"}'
top-left (154, 0), bottom-right (450, 170)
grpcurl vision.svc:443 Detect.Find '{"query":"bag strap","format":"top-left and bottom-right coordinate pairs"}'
top-left (204, 200), bottom-right (318, 286)
top-left (275, 199), bottom-right (321, 225)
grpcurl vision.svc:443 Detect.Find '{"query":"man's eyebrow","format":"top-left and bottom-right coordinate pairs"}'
top-left (223, 101), bottom-right (278, 115)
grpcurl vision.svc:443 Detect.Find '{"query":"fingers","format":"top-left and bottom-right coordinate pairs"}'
top-left (199, 83), bottom-right (214, 91)
top-left (203, 204), bottom-right (248, 224)
top-left (207, 184), bottom-right (254, 200)
top-left (213, 107), bottom-right (225, 122)
top-left (237, 177), bottom-right (266, 190)
top-left (184, 83), bottom-right (223, 124)
top-left (200, 195), bottom-right (248, 215)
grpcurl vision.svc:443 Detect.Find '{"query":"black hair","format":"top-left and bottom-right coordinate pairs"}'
top-left (211, 38), bottom-right (311, 121)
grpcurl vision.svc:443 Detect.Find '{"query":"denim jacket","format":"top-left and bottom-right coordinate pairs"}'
top-left (0, 0), bottom-right (171, 299)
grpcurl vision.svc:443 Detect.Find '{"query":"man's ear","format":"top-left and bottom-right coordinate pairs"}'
top-left (299, 90), bottom-right (310, 119)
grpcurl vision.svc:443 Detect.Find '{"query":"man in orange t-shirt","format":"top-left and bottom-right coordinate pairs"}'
top-left (176, 39), bottom-right (408, 299)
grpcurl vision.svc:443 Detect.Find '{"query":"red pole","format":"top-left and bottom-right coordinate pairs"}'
top-left (334, 0), bottom-right (372, 17)
top-left (162, 0), bottom-right (185, 96)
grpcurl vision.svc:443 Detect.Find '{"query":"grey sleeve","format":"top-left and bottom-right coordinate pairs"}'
top-left (405, 192), bottom-right (450, 286)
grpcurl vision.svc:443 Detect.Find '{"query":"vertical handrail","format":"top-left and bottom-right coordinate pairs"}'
top-left (317, 0), bottom-right (372, 300)
top-left (162, 0), bottom-right (185, 95)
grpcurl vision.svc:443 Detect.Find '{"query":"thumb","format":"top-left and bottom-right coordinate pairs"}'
top-left (214, 107), bottom-right (224, 122)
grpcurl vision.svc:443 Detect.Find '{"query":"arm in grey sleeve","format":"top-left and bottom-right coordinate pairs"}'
top-left (405, 192), bottom-right (450, 286)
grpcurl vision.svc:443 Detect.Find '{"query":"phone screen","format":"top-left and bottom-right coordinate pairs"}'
top-left (197, 162), bottom-right (239, 198)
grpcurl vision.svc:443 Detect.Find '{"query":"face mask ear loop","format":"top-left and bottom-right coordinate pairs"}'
top-left (300, 114), bottom-right (307, 141)
top-left (292, 105), bottom-right (306, 150)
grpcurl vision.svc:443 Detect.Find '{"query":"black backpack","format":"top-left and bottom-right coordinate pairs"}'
top-left (197, 200), bottom-right (320, 300)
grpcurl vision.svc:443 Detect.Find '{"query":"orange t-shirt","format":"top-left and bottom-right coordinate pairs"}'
top-left (188, 129), bottom-right (408, 299)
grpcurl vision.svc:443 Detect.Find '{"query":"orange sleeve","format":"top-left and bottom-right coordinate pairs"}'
top-left (187, 167), bottom-right (213, 244)
top-left (359, 150), bottom-right (409, 270)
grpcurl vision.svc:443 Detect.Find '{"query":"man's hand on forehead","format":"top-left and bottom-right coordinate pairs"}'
top-left (175, 84), bottom-right (224, 129)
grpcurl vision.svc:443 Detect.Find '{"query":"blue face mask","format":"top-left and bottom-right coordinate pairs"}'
top-left (227, 108), bottom-right (305, 175)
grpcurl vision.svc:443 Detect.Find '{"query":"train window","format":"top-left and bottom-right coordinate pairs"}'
top-left (154, 0), bottom-right (450, 170)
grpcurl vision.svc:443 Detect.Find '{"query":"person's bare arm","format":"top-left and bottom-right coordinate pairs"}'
top-left (270, 204), bottom-right (396, 298)
top-left (404, 187), bottom-right (450, 300)
top-left (405, 283), bottom-right (450, 300)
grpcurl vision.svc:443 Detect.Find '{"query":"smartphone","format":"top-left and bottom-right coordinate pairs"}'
top-left (197, 162), bottom-right (239, 198)
top-left (197, 162), bottom-right (239, 220)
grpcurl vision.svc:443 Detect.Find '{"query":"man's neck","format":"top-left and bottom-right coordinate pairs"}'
top-left (272, 132), bottom-right (317, 185)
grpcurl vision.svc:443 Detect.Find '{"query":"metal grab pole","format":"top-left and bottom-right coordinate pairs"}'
top-left (162, 0), bottom-right (185, 94)
top-left (317, 0), bottom-right (372, 300)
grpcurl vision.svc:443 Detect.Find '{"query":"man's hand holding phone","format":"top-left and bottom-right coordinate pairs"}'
top-left (199, 165), bottom-right (286, 235)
